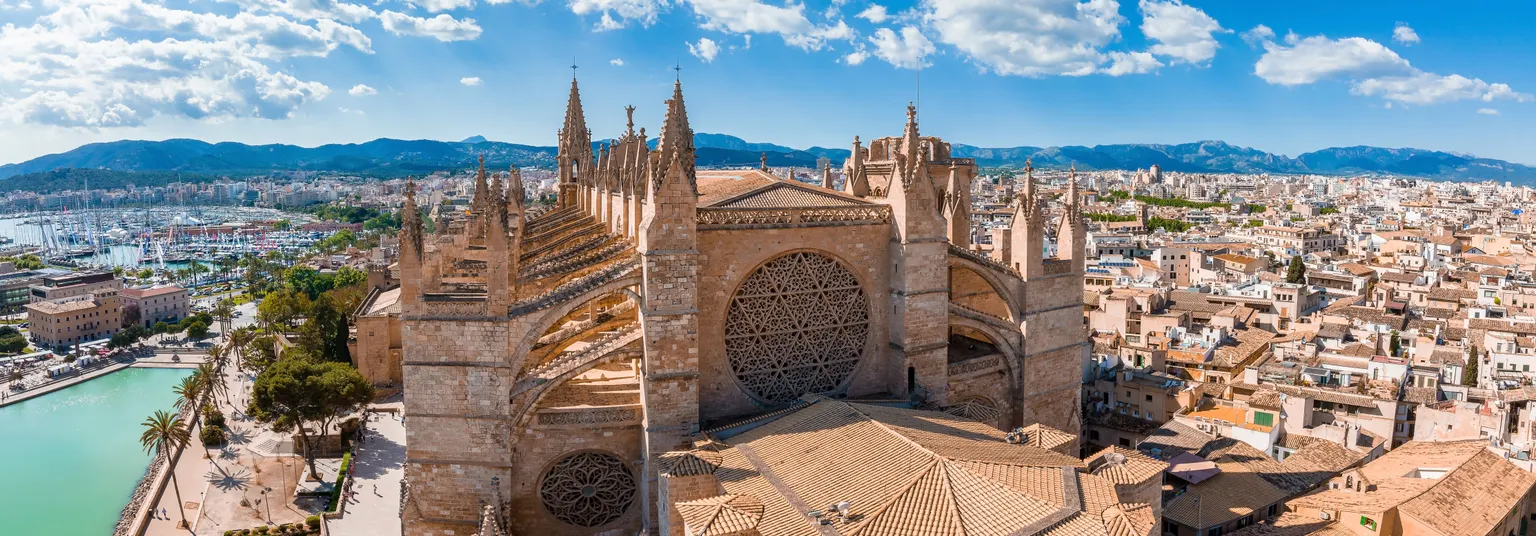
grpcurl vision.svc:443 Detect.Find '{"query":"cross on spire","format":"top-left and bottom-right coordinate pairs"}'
top-left (570, 59), bottom-right (578, 79)
top-left (673, 61), bottom-right (682, 81)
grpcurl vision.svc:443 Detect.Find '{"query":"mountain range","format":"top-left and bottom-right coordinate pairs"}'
top-left (2, 134), bottom-right (1533, 192)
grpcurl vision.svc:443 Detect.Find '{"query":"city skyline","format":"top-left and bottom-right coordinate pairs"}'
top-left (1, 0), bottom-right (1534, 166)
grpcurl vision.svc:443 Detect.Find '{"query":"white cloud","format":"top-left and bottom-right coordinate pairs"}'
top-left (338, 106), bottom-right (364, 115)
top-left (922, 0), bottom-right (1125, 77)
top-left (1240, 24), bottom-right (1274, 47)
top-left (688, 37), bottom-right (720, 62)
top-left (843, 48), bottom-right (869, 65)
top-left (460, 76), bottom-right (482, 86)
top-left (1255, 34), bottom-right (1531, 105)
top-left (1352, 73), bottom-right (1530, 105)
top-left (569, 0), bottom-right (665, 30)
top-left (380, 11), bottom-right (482, 41)
top-left (1138, 0), bottom-right (1226, 65)
top-left (1254, 36), bottom-right (1409, 86)
top-left (868, 26), bottom-right (933, 70)
top-left (1393, 23), bottom-right (1419, 45)
top-left (609, 58), bottom-right (624, 66)
top-left (348, 84), bottom-right (377, 96)
top-left (856, 4), bottom-right (888, 23)
top-left (0, 0), bottom-right (34, 10)
top-left (687, 0), bottom-right (853, 50)
top-left (1477, 108), bottom-right (1499, 116)
top-left (1104, 51), bottom-right (1162, 76)
top-left (408, 0), bottom-right (473, 13)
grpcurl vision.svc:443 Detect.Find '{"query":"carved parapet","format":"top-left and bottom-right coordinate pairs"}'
top-left (535, 405), bottom-right (642, 427)
top-left (695, 206), bottom-right (892, 230)
top-left (1043, 259), bottom-right (1075, 276)
top-left (948, 354), bottom-right (1003, 378)
top-left (420, 293), bottom-right (489, 316)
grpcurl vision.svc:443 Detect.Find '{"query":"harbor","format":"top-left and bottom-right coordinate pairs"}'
top-left (0, 206), bottom-right (325, 271)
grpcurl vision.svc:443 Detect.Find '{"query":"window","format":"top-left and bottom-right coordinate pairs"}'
top-left (1089, 430), bottom-right (1101, 441)
top-left (1253, 411), bottom-right (1275, 427)
top-left (1118, 437), bottom-right (1131, 447)
top-left (1146, 394), bottom-right (1154, 402)
top-left (1268, 504), bottom-right (1278, 516)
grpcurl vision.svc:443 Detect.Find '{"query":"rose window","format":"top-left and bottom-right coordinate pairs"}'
top-left (538, 451), bottom-right (636, 527)
top-left (725, 252), bottom-right (870, 404)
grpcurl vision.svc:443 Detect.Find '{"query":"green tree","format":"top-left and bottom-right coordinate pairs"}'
top-left (186, 320), bottom-right (209, 340)
top-left (332, 267), bottom-right (367, 290)
top-left (1463, 346), bottom-right (1481, 386)
top-left (1286, 256), bottom-right (1308, 284)
top-left (0, 326), bottom-right (27, 354)
top-left (258, 287), bottom-right (312, 329)
top-left (139, 410), bottom-right (192, 528)
top-left (250, 358), bottom-right (376, 478)
top-left (136, 268), bottom-right (154, 279)
top-left (272, 219), bottom-right (292, 231)
top-left (152, 321), bottom-right (171, 335)
top-left (194, 361), bottom-right (229, 407)
top-left (108, 325), bottom-right (149, 349)
top-left (244, 334), bottom-right (280, 371)
top-left (1389, 330), bottom-right (1401, 357)
top-left (300, 294), bottom-right (351, 363)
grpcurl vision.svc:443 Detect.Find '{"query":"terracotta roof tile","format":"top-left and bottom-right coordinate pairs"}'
top-left (677, 494), bottom-right (766, 536)
top-left (1399, 450), bottom-right (1536, 536)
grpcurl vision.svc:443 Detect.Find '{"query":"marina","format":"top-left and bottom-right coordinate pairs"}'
top-left (0, 206), bottom-right (323, 271)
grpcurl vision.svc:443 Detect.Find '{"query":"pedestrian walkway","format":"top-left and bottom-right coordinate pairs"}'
top-left (327, 407), bottom-right (406, 536)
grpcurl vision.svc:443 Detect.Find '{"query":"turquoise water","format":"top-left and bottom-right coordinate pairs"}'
top-left (0, 367), bottom-right (193, 535)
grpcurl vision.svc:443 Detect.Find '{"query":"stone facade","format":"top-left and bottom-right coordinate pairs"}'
top-left (397, 79), bottom-right (1090, 535)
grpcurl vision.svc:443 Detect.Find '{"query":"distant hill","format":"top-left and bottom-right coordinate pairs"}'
top-left (3, 134), bottom-right (1534, 192)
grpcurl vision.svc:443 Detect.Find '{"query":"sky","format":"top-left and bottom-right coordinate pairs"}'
top-left (1, 0), bottom-right (1535, 166)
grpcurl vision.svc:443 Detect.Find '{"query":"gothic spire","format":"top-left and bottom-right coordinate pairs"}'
top-left (561, 77), bottom-right (590, 157)
top-left (654, 79), bottom-right (696, 194)
top-left (507, 166), bottom-right (525, 209)
top-left (472, 154), bottom-right (489, 211)
top-left (401, 178), bottom-right (422, 259)
top-left (1066, 164), bottom-right (1080, 216)
top-left (902, 102), bottom-right (920, 163)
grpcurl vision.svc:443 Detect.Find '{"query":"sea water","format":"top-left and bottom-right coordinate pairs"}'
top-left (0, 367), bottom-right (193, 534)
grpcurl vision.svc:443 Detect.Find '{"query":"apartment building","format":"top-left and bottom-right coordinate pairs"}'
top-left (26, 294), bottom-right (122, 349)
top-left (120, 286), bottom-right (189, 329)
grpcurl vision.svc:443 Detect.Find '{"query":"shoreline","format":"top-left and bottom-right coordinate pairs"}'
top-left (0, 358), bottom-right (202, 409)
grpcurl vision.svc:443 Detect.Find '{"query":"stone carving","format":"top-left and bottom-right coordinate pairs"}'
top-left (948, 355), bottom-right (1002, 377)
top-left (697, 207), bottom-right (891, 229)
top-left (725, 252), bottom-right (870, 404)
top-left (508, 257), bottom-right (640, 317)
top-left (538, 407), bottom-right (640, 426)
top-left (538, 451), bottom-right (637, 528)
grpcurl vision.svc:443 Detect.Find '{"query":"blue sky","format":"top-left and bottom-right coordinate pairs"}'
top-left (1, 0), bottom-right (1533, 165)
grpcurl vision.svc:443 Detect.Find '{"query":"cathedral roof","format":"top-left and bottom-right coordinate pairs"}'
top-left (697, 169), bottom-right (874, 209)
top-left (677, 494), bottom-right (765, 536)
top-left (701, 399), bottom-right (1149, 535)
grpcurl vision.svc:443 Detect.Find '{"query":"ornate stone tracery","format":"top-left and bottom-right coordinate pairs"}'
top-left (725, 252), bottom-right (870, 404)
top-left (537, 451), bottom-right (637, 528)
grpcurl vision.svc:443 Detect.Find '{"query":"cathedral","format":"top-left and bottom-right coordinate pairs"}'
top-left (395, 77), bottom-right (1150, 536)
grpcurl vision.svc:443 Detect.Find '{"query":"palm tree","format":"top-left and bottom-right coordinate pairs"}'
top-left (195, 361), bottom-right (228, 406)
top-left (229, 327), bottom-right (254, 371)
top-left (140, 410), bottom-right (191, 529)
top-left (172, 374), bottom-right (203, 413)
top-left (211, 301), bottom-right (235, 340)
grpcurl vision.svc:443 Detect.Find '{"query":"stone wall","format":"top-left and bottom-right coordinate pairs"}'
top-left (401, 318), bottom-right (514, 534)
top-left (694, 222), bottom-right (892, 421)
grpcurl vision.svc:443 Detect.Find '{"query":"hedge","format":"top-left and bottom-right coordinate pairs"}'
top-left (326, 452), bottom-right (352, 513)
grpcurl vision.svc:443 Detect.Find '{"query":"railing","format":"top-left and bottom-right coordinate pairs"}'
top-left (696, 206), bottom-right (891, 229)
